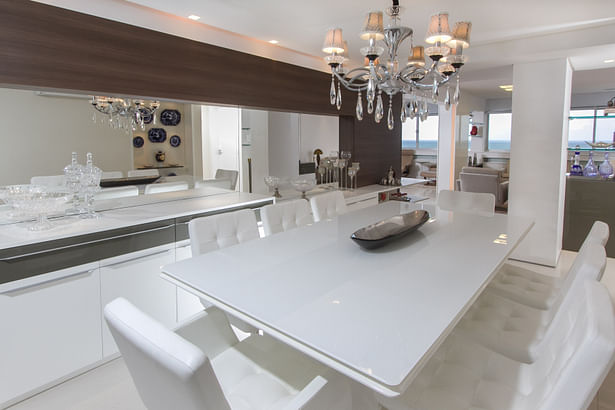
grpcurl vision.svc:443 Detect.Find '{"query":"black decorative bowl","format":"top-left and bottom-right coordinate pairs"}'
top-left (351, 210), bottom-right (430, 249)
top-left (169, 135), bottom-right (181, 147)
top-left (160, 109), bottom-right (181, 126)
top-left (148, 128), bottom-right (167, 143)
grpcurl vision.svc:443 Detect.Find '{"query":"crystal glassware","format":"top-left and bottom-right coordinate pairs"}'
top-left (599, 152), bottom-right (614, 179)
top-left (583, 151), bottom-right (598, 177)
top-left (80, 152), bottom-right (102, 219)
top-left (264, 176), bottom-right (282, 198)
top-left (64, 152), bottom-right (84, 215)
top-left (337, 158), bottom-right (347, 189)
top-left (352, 162), bottom-right (360, 189)
top-left (317, 165), bottom-right (326, 184)
top-left (347, 167), bottom-right (357, 191)
top-left (341, 150), bottom-right (352, 188)
top-left (291, 177), bottom-right (316, 200)
top-left (6, 185), bottom-right (70, 231)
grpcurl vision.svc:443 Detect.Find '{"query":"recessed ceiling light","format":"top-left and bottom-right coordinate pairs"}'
top-left (188, 15), bottom-right (200, 21)
top-left (499, 85), bottom-right (513, 92)
top-left (605, 59), bottom-right (615, 63)
top-left (268, 40), bottom-right (279, 44)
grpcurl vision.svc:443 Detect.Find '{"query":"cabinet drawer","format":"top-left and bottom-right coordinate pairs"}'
top-left (0, 263), bottom-right (102, 406)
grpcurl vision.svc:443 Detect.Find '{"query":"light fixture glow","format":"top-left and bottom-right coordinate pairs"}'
top-left (499, 85), bottom-right (513, 92)
top-left (605, 59), bottom-right (615, 63)
top-left (268, 40), bottom-right (279, 44)
top-left (188, 15), bottom-right (201, 21)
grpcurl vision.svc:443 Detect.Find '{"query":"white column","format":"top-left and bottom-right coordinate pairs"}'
top-left (436, 104), bottom-right (458, 193)
top-left (509, 58), bottom-right (572, 266)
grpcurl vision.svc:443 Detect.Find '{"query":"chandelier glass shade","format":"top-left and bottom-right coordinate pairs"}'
top-left (91, 97), bottom-right (160, 134)
top-left (323, 1), bottom-right (471, 130)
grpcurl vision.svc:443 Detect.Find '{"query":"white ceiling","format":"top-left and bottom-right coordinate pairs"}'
top-left (34, 0), bottom-right (615, 99)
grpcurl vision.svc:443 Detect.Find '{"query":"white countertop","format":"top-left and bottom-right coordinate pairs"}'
top-left (162, 201), bottom-right (533, 397)
top-left (276, 178), bottom-right (427, 203)
top-left (0, 189), bottom-right (273, 251)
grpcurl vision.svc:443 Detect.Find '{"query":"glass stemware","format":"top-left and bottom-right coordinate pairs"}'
top-left (340, 151), bottom-right (352, 188)
top-left (291, 177), bottom-right (316, 200)
top-left (352, 162), bottom-right (360, 189)
top-left (347, 167), bottom-right (357, 191)
top-left (317, 165), bottom-right (326, 185)
top-left (337, 158), bottom-right (347, 189)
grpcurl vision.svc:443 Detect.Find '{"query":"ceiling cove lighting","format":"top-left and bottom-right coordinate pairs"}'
top-left (188, 15), bottom-right (201, 21)
top-left (604, 59), bottom-right (615, 63)
top-left (322, 0), bottom-right (471, 129)
top-left (268, 40), bottom-right (279, 44)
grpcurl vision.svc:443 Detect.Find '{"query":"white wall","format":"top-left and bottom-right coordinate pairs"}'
top-left (298, 114), bottom-right (339, 163)
top-left (509, 58), bottom-right (572, 266)
top-left (268, 112), bottom-right (300, 180)
top-left (0, 88), bottom-right (133, 185)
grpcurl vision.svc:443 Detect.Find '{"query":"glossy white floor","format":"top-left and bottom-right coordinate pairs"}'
top-left (8, 249), bottom-right (615, 410)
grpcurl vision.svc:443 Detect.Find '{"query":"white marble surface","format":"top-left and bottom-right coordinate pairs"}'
top-left (161, 201), bottom-right (534, 397)
top-left (0, 189), bottom-right (273, 251)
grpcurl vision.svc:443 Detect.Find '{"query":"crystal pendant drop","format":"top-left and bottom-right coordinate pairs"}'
top-left (453, 78), bottom-right (461, 104)
top-left (367, 77), bottom-right (375, 104)
top-left (387, 105), bottom-right (394, 130)
top-left (400, 102), bottom-right (406, 123)
top-left (356, 92), bottom-right (364, 121)
top-left (432, 79), bottom-right (439, 103)
top-left (329, 76), bottom-right (336, 105)
top-left (444, 88), bottom-right (451, 111)
top-left (375, 93), bottom-right (384, 123)
top-left (336, 82), bottom-right (342, 110)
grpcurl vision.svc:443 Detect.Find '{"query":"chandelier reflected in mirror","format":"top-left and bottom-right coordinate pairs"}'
top-left (323, 0), bottom-right (471, 130)
top-left (91, 97), bottom-right (160, 134)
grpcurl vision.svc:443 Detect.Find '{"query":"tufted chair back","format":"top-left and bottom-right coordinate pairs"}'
top-left (261, 199), bottom-right (313, 236)
top-left (310, 191), bottom-right (347, 222)
top-left (214, 169), bottom-right (239, 190)
top-left (437, 189), bottom-right (495, 216)
top-left (188, 209), bottom-right (259, 256)
top-left (104, 298), bottom-right (232, 410)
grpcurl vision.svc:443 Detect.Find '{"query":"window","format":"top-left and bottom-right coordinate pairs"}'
top-left (402, 115), bottom-right (439, 150)
top-left (569, 109), bottom-right (615, 148)
top-left (487, 113), bottom-right (512, 151)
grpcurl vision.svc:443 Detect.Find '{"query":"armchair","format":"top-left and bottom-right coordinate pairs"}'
top-left (457, 166), bottom-right (508, 208)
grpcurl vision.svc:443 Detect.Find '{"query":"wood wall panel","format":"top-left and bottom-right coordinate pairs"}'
top-left (339, 94), bottom-right (402, 186)
top-left (0, 0), bottom-right (354, 116)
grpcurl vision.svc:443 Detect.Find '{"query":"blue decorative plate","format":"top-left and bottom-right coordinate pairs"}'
top-left (133, 136), bottom-right (144, 148)
top-left (169, 135), bottom-right (181, 147)
top-left (138, 108), bottom-right (154, 125)
top-left (160, 109), bottom-right (181, 126)
top-left (148, 128), bottom-right (167, 143)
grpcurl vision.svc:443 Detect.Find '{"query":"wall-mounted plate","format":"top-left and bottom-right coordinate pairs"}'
top-left (160, 109), bottom-right (181, 126)
top-left (148, 128), bottom-right (167, 143)
top-left (169, 135), bottom-right (181, 147)
top-left (133, 136), bottom-right (144, 148)
top-left (139, 108), bottom-right (154, 125)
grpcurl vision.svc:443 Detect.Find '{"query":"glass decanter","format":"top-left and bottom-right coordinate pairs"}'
top-left (80, 152), bottom-right (102, 218)
top-left (64, 152), bottom-right (84, 215)
top-left (599, 152), bottom-right (614, 179)
top-left (583, 151), bottom-right (598, 177)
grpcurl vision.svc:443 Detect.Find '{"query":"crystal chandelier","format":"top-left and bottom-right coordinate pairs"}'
top-left (323, 0), bottom-right (471, 130)
top-left (91, 96), bottom-right (160, 133)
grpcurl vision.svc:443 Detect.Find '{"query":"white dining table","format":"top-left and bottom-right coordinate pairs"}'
top-left (161, 201), bottom-right (534, 397)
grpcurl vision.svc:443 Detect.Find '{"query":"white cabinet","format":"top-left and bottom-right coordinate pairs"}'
top-left (0, 262), bottom-right (102, 406)
top-left (100, 244), bottom-right (176, 357)
top-left (175, 240), bottom-right (203, 322)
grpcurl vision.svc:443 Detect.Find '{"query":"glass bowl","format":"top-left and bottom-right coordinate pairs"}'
top-left (264, 176), bottom-right (282, 198)
top-left (291, 178), bottom-right (316, 199)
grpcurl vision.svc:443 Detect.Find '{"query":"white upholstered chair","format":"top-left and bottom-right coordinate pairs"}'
top-left (127, 169), bottom-right (160, 178)
top-left (188, 209), bottom-right (259, 256)
top-left (94, 185), bottom-right (139, 200)
top-left (309, 191), bottom-right (347, 222)
top-left (488, 220), bottom-right (609, 310)
top-left (379, 278), bottom-right (615, 410)
top-left (101, 171), bottom-right (123, 179)
top-left (437, 189), bottom-right (495, 216)
top-left (261, 199), bottom-right (313, 236)
top-left (144, 181), bottom-right (189, 195)
top-left (455, 243), bottom-right (607, 364)
top-left (104, 298), bottom-right (330, 410)
top-left (195, 178), bottom-right (233, 190)
top-left (215, 169), bottom-right (239, 190)
top-left (457, 166), bottom-right (509, 208)
top-left (30, 175), bottom-right (65, 186)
